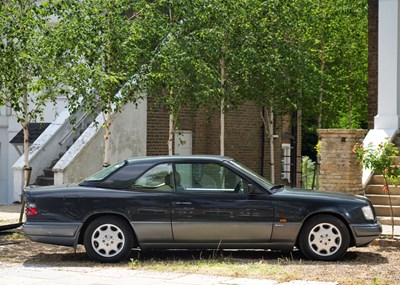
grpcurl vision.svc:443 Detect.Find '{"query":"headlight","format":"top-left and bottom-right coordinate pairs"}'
top-left (362, 205), bottom-right (374, 220)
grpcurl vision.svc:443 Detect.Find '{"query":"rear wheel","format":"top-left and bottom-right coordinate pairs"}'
top-left (299, 215), bottom-right (350, 261)
top-left (83, 216), bottom-right (134, 263)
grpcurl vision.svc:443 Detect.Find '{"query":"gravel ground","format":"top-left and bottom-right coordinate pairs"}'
top-left (1, 204), bottom-right (400, 284)
top-left (0, 229), bottom-right (399, 285)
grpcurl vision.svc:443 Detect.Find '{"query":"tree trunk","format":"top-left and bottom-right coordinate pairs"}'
top-left (168, 113), bottom-right (174, 155)
top-left (22, 122), bottom-right (30, 172)
top-left (220, 99), bottom-right (225, 156)
top-left (261, 108), bottom-right (275, 183)
top-left (348, 94), bottom-right (353, 128)
top-left (318, 47), bottom-right (325, 130)
top-left (315, 41), bottom-right (326, 190)
top-left (267, 108), bottom-right (275, 184)
top-left (388, 189), bottom-right (395, 238)
top-left (20, 88), bottom-right (31, 222)
top-left (220, 56), bottom-right (226, 156)
top-left (102, 111), bottom-right (111, 168)
top-left (22, 90), bottom-right (30, 170)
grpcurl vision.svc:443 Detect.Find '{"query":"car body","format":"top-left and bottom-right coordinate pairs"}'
top-left (23, 156), bottom-right (382, 262)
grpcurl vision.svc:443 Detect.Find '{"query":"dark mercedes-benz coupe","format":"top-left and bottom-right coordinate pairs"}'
top-left (23, 156), bottom-right (381, 262)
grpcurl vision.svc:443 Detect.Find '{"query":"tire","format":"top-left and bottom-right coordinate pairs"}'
top-left (83, 216), bottom-right (134, 263)
top-left (299, 215), bottom-right (350, 261)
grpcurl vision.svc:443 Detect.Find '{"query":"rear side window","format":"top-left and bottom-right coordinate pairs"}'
top-left (130, 163), bottom-right (174, 191)
top-left (81, 162), bottom-right (153, 189)
top-left (85, 161), bottom-right (126, 182)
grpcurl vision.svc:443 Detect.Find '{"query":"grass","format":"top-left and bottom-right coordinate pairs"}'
top-left (127, 251), bottom-right (301, 282)
top-left (0, 232), bottom-right (25, 240)
top-left (0, 234), bottom-right (398, 285)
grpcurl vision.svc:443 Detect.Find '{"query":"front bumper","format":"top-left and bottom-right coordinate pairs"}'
top-left (350, 223), bottom-right (382, 246)
top-left (23, 222), bottom-right (81, 247)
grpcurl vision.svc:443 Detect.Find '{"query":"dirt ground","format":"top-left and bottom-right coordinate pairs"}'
top-left (0, 228), bottom-right (399, 285)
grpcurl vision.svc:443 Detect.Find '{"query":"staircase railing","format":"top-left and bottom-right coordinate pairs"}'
top-left (11, 109), bottom-right (90, 201)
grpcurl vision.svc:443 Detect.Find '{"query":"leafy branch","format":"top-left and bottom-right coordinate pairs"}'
top-left (354, 140), bottom-right (399, 238)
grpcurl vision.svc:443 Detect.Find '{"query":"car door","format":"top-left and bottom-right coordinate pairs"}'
top-left (171, 162), bottom-right (274, 244)
top-left (127, 163), bottom-right (174, 243)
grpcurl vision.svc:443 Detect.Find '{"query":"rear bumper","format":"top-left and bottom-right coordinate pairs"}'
top-left (23, 222), bottom-right (81, 247)
top-left (350, 223), bottom-right (382, 246)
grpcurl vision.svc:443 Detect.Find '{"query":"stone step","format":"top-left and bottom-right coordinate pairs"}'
top-left (43, 168), bottom-right (54, 177)
top-left (378, 216), bottom-right (400, 226)
top-left (370, 174), bottom-right (400, 185)
top-left (366, 137), bottom-right (400, 228)
top-left (366, 194), bottom-right (400, 205)
top-left (365, 184), bottom-right (400, 195)
top-left (373, 205), bottom-right (400, 217)
top-left (393, 135), bottom-right (400, 146)
top-left (35, 175), bottom-right (54, 186)
top-left (370, 175), bottom-right (384, 184)
top-left (58, 152), bottom-right (65, 159)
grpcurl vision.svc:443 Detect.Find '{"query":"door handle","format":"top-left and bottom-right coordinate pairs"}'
top-left (173, 201), bottom-right (192, 206)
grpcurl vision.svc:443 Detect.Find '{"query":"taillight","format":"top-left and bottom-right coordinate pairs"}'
top-left (25, 203), bottom-right (39, 216)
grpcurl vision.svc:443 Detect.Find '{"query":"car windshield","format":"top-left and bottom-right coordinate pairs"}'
top-left (84, 160), bottom-right (126, 182)
top-left (228, 160), bottom-right (275, 191)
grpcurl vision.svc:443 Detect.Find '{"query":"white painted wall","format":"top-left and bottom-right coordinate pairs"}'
top-left (0, 98), bottom-right (67, 204)
top-left (0, 107), bottom-right (20, 203)
top-left (375, 0), bottom-right (400, 131)
top-left (362, 0), bottom-right (400, 187)
top-left (53, 99), bottom-right (147, 185)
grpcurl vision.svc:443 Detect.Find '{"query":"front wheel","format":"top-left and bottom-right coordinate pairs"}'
top-left (83, 216), bottom-right (134, 263)
top-left (299, 215), bottom-right (350, 261)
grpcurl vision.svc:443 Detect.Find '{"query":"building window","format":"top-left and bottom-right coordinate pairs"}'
top-left (281, 143), bottom-right (291, 183)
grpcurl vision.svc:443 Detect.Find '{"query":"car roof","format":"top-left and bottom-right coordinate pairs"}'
top-left (125, 155), bottom-right (234, 165)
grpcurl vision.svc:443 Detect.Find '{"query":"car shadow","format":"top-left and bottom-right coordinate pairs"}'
top-left (1, 229), bottom-right (388, 267)
top-left (21, 247), bottom-right (388, 267)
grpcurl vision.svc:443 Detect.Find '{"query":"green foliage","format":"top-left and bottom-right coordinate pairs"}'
top-left (354, 139), bottom-right (399, 237)
top-left (52, 0), bottom-right (141, 117)
top-left (354, 140), bottom-right (400, 189)
top-left (1, 0), bottom-right (369, 162)
top-left (50, 0), bottom-right (144, 164)
top-left (301, 0), bottom-right (368, 129)
top-left (244, 0), bottom-right (309, 114)
top-left (301, 156), bottom-right (315, 189)
top-left (0, 0), bottom-right (58, 123)
top-left (133, 0), bottom-right (249, 117)
top-left (0, 0), bottom-right (59, 168)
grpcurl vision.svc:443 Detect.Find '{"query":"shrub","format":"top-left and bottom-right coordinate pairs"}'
top-left (353, 139), bottom-right (399, 237)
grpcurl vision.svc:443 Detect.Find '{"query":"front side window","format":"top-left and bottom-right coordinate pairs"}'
top-left (175, 163), bottom-right (248, 193)
top-left (130, 163), bottom-right (174, 191)
top-left (228, 160), bottom-right (273, 190)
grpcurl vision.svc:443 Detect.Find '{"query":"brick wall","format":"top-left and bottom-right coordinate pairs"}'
top-left (147, 98), bottom-right (301, 185)
top-left (147, 100), bottom-right (265, 172)
top-left (318, 129), bottom-right (367, 194)
top-left (368, 0), bottom-right (378, 129)
top-left (224, 102), bottom-right (264, 173)
top-left (146, 102), bottom-right (170, 155)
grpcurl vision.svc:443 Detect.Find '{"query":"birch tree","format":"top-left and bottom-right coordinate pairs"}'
top-left (133, 0), bottom-right (215, 155)
top-left (53, 0), bottom-right (141, 167)
top-left (190, 0), bottom-right (249, 155)
top-left (301, 0), bottom-right (368, 129)
top-left (0, 0), bottom-right (58, 186)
